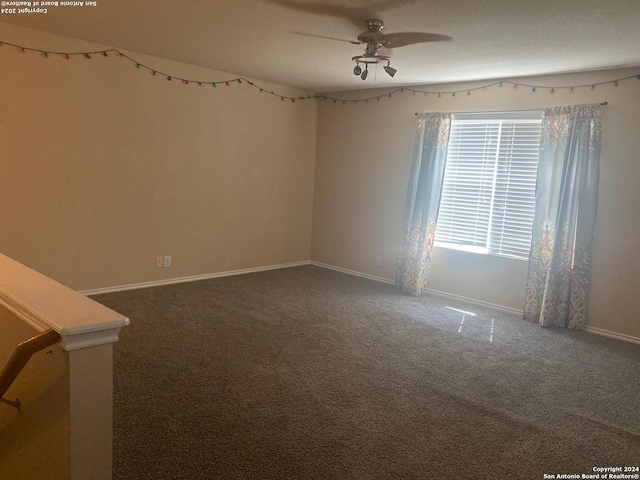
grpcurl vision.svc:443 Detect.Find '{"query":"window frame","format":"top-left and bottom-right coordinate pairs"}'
top-left (434, 110), bottom-right (543, 261)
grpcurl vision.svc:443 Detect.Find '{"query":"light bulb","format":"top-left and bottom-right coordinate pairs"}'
top-left (384, 65), bottom-right (397, 77)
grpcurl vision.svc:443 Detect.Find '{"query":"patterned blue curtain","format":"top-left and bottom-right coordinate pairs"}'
top-left (396, 113), bottom-right (451, 296)
top-left (524, 104), bottom-right (601, 329)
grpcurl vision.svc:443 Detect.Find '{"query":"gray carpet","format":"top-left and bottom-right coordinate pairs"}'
top-left (94, 266), bottom-right (640, 479)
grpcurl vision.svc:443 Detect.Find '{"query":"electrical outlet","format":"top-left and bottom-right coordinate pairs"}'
top-left (156, 256), bottom-right (163, 268)
top-left (376, 256), bottom-right (383, 267)
top-left (163, 255), bottom-right (172, 267)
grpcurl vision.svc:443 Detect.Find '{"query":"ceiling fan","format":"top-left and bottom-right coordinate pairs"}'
top-left (348, 19), bottom-right (452, 80)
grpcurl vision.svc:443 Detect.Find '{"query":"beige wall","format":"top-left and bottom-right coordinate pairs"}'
top-left (312, 68), bottom-right (640, 339)
top-left (0, 23), bottom-right (317, 291)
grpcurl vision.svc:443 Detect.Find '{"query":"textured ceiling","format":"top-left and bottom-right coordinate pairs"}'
top-left (2, 0), bottom-right (639, 92)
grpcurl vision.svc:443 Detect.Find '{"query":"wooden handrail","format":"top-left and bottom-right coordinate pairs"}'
top-left (0, 329), bottom-right (60, 409)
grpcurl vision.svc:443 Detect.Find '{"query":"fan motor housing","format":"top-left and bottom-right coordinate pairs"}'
top-left (357, 19), bottom-right (385, 45)
top-left (365, 19), bottom-right (384, 31)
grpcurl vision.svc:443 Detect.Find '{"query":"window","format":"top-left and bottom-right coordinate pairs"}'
top-left (435, 111), bottom-right (542, 260)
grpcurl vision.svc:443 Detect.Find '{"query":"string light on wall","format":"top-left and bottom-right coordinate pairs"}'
top-left (0, 41), bottom-right (311, 103)
top-left (316, 75), bottom-right (640, 104)
top-left (1, 39), bottom-right (639, 105)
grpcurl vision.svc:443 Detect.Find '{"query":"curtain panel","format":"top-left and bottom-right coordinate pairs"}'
top-left (524, 104), bottom-right (602, 329)
top-left (396, 113), bottom-right (451, 296)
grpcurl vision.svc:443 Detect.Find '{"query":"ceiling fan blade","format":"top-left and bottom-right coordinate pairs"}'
top-left (379, 32), bottom-right (452, 48)
top-left (293, 31), bottom-right (361, 45)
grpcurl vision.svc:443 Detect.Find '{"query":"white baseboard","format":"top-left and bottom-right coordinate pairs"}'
top-left (309, 261), bottom-right (521, 314)
top-left (81, 261), bottom-right (311, 296)
top-left (309, 261), bottom-right (395, 285)
top-left (584, 326), bottom-right (640, 345)
top-left (421, 287), bottom-right (523, 315)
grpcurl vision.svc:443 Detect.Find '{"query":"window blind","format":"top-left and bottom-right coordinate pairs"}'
top-left (436, 112), bottom-right (542, 259)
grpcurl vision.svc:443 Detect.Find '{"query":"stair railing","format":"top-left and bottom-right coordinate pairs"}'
top-left (0, 329), bottom-right (61, 410)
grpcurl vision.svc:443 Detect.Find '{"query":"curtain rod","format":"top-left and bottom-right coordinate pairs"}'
top-left (414, 101), bottom-right (608, 116)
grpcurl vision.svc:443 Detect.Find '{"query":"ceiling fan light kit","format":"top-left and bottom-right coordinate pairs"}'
top-left (352, 19), bottom-right (395, 80)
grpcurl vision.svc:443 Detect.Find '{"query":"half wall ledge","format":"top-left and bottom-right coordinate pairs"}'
top-left (0, 254), bottom-right (129, 351)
